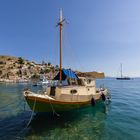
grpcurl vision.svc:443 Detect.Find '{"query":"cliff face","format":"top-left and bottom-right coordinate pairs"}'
top-left (0, 55), bottom-right (57, 81)
top-left (86, 72), bottom-right (105, 78)
top-left (77, 71), bottom-right (105, 79)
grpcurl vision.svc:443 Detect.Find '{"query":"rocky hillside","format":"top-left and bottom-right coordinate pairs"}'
top-left (0, 55), bottom-right (59, 81)
top-left (0, 55), bottom-right (105, 82)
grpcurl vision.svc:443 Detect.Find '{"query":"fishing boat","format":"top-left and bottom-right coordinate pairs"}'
top-left (23, 9), bottom-right (110, 113)
top-left (116, 64), bottom-right (131, 80)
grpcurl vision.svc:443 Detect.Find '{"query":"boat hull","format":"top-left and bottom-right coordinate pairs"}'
top-left (116, 77), bottom-right (131, 80)
top-left (24, 88), bottom-right (109, 113)
top-left (25, 96), bottom-right (94, 112)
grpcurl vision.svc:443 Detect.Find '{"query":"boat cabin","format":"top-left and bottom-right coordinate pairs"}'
top-left (53, 69), bottom-right (96, 87)
top-left (77, 77), bottom-right (96, 87)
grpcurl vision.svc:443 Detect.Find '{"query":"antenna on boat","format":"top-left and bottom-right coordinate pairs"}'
top-left (56, 8), bottom-right (67, 84)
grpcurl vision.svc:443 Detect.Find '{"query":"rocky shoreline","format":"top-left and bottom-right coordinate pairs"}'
top-left (0, 78), bottom-right (30, 83)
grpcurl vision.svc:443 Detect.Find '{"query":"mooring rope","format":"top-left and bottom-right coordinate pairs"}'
top-left (0, 96), bottom-right (25, 112)
top-left (0, 100), bottom-right (19, 110)
top-left (14, 94), bottom-right (37, 140)
top-left (45, 94), bottom-right (60, 117)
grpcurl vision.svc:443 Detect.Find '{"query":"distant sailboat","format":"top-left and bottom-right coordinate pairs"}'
top-left (116, 64), bottom-right (130, 80)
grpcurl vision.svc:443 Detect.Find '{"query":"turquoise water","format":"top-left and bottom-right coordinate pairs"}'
top-left (0, 79), bottom-right (140, 140)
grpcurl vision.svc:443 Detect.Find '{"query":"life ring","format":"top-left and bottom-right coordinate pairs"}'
top-left (101, 93), bottom-right (106, 101)
top-left (91, 97), bottom-right (96, 106)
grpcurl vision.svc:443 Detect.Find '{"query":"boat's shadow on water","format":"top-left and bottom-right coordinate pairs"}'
top-left (0, 101), bottom-right (111, 140)
top-left (26, 101), bottom-right (111, 136)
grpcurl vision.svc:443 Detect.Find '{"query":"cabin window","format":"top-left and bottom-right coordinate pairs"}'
top-left (77, 79), bottom-right (84, 86)
top-left (87, 79), bottom-right (91, 84)
top-left (67, 79), bottom-right (77, 85)
top-left (70, 89), bottom-right (77, 94)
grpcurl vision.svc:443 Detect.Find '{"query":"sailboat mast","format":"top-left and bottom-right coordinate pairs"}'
top-left (121, 63), bottom-right (122, 78)
top-left (59, 9), bottom-right (63, 84)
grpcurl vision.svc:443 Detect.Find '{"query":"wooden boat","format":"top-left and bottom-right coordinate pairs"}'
top-left (23, 9), bottom-right (110, 113)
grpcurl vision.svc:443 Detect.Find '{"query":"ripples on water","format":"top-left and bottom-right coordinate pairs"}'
top-left (0, 78), bottom-right (140, 140)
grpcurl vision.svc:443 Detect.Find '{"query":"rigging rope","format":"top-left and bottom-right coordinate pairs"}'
top-left (63, 26), bottom-right (86, 72)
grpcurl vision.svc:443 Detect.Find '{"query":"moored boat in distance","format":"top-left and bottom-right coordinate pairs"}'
top-left (23, 9), bottom-right (111, 113)
top-left (37, 76), bottom-right (49, 86)
top-left (116, 63), bottom-right (131, 80)
top-left (116, 77), bottom-right (131, 80)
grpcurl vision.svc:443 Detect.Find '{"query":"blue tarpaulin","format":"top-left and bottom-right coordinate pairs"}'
top-left (54, 69), bottom-right (78, 80)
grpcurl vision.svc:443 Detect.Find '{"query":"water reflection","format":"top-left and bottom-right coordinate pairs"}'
top-left (24, 102), bottom-right (111, 140)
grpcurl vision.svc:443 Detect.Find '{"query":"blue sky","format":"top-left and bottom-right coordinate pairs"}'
top-left (0, 0), bottom-right (140, 77)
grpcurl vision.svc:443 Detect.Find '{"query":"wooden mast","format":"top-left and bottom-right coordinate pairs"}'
top-left (59, 9), bottom-right (63, 84)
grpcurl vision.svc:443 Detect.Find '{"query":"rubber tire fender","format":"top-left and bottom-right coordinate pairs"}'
top-left (101, 93), bottom-right (106, 101)
top-left (91, 97), bottom-right (96, 106)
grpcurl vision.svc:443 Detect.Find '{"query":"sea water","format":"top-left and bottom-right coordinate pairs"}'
top-left (0, 78), bottom-right (140, 140)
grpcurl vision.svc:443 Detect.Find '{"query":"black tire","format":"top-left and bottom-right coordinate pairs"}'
top-left (101, 93), bottom-right (106, 101)
top-left (91, 98), bottom-right (96, 106)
